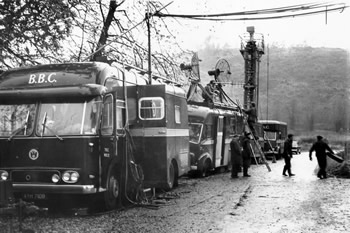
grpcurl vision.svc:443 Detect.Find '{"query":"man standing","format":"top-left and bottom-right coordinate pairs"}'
top-left (230, 135), bottom-right (242, 178)
top-left (282, 134), bottom-right (295, 177)
top-left (242, 102), bottom-right (258, 140)
top-left (241, 132), bottom-right (252, 177)
top-left (309, 135), bottom-right (334, 179)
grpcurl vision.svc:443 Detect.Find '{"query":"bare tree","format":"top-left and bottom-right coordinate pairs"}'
top-left (0, 0), bottom-right (79, 70)
top-left (82, 0), bottom-right (191, 82)
top-left (1, 0), bottom-right (190, 83)
top-left (91, 0), bottom-right (121, 61)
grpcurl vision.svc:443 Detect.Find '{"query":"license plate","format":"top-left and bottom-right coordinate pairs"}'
top-left (23, 193), bottom-right (47, 200)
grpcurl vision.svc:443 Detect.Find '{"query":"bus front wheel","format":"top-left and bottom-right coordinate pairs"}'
top-left (104, 167), bottom-right (120, 210)
top-left (200, 159), bottom-right (211, 178)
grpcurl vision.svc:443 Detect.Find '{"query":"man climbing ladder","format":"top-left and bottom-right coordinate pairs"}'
top-left (242, 102), bottom-right (259, 140)
top-left (245, 123), bottom-right (271, 172)
top-left (237, 100), bottom-right (271, 172)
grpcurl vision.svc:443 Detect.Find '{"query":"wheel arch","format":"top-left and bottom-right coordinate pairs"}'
top-left (198, 152), bottom-right (213, 171)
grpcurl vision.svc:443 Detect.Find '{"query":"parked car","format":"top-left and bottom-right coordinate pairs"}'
top-left (292, 140), bottom-right (301, 154)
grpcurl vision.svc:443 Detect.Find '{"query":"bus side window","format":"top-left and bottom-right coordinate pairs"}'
top-left (230, 116), bottom-right (236, 135)
top-left (203, 124), bottom-right (212, 140)
top-left (175, 105), bottom-right (181, 124)
top-left (139, 97), bottom-right (164, 120)
top-left (101, 95), bottom-right (113, 135)
top-left (236, 115), bottom-right (244, 133)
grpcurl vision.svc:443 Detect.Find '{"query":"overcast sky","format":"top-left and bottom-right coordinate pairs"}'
top-left (157, 0), bottom-right (350, 51)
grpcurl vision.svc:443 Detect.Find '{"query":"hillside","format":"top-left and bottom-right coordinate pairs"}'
top-left (193, 44), bottom-right (350, 133)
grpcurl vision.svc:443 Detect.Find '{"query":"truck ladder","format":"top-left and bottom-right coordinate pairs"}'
top-left (246, 123), bottom-right (271, 172)
top-left (236, 100), bottom-right (271, 172)
top-left (263, 132), bottom-right (277, 163)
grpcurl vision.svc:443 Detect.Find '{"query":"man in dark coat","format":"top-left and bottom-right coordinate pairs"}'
top-left (242, 102), bottom-right (258, 140)
top-left (230, 135), bottom-right (242, 178)
top-left (309, 135), bottom-right (334, 179)
top-left (282, 134), bottom-right (295, 177)
top-left (241, 132), bottom-right (252, 177)
top-left (203, 80), bottom-right (218, 103)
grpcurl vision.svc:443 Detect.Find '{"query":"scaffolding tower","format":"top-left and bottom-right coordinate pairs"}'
top-left (240, 26), bottom-right (265, 110)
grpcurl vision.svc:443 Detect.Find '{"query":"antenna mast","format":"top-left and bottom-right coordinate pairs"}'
top-left (240, 26), bottom-right (264, 110)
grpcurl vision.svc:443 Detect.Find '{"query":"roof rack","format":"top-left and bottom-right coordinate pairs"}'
top-left (187, 100), bottom-right (239, 111)
top-left (112, 60), bottom-right (183, 86)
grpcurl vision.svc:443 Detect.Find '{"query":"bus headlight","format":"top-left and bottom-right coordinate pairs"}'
top-left (70, 172), bottom-right (79, 182)
top-left (51, 174), bottom-right (60, 183)
top-left (0, 170), bottom-right (9, 180)
top-left (62, 171), bottom-right (80, 183)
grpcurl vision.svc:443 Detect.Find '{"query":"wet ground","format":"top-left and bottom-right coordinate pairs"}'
top-left (206, 152), bottom-right (350, 233)
top-left (1, 152), bottom-right (350, 233)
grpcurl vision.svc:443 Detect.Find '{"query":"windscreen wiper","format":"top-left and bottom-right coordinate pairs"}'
top-left (7, 125), bottom-right (26, 141)
top-left (41, 112), bottom-right (63, 141)
top-left (24, 110), bottom-right (30, 135)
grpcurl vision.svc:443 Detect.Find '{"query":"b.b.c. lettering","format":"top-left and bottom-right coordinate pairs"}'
top-left (28, 73), bottom-right (57, 84)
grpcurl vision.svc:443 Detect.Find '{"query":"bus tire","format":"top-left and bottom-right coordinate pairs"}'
top-left (200, 159), bottom-right (210, 178)
top-left (165, 161), bottom-right (177, 191)
top-left (103, 166), bottom-right (120, 210)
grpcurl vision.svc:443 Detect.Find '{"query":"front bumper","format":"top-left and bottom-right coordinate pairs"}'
top-left (13, 183), bottom-right (97, 194)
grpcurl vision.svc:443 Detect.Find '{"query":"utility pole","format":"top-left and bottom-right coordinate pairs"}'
top-left (146, 2), bottom-right (152, 84)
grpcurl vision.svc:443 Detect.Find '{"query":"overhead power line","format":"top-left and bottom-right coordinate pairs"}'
top-left (154, 2), bottom-right (348, 21)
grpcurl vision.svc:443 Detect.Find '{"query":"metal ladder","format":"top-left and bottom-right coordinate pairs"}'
top-left (245, 122), bottom-right (271, 172)
top-left (236, 99), bottom-right (271, 172)
top-left (263, 132), bottom-right (277, 163)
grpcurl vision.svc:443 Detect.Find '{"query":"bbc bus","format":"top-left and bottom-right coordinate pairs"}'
top-left (126, 84), bottom-right (190, 190)
top-left (0, 62), bottom-right (190, 210)
top-left (187, 102), bottom-right (244, 177)
top-left (258, 120), bottom-right (288, 159)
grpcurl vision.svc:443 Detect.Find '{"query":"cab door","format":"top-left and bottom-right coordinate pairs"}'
top-left (100, 94), bottom-right (116, 182)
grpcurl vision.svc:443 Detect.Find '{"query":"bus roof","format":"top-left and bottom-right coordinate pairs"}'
top-left (188, 104), bottom-right (240, 123)
top-left (0, 62), bottom-right (111, 89)
top-left (0, 62), bottom-right (151, 100)
top-left (258, 120), bottom-right (287, 125)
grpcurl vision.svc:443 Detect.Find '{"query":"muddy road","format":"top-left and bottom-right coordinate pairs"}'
top-left (208, 153), bottom-right (350, 233)
top-left (2, 152), bottom-right (350, 233)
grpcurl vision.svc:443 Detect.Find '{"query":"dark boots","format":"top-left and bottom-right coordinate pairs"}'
top-left (282, 166), bottom-right (288, 176)
top-left (243, 167), bottom-right (251, 177)
top-left (283, 166), bottom-right (295, 177)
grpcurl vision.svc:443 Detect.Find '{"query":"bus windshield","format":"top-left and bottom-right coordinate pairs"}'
top-left (265, 131), bottom-right (276, 140)
top-left (0, 104), bottom-right (36, 137)
top-left (37, 100), bottom-right (101, 136)
top-left (189, 123), bottom-right (202, 144)
top-left (0, 99), bottom-right (102, 137)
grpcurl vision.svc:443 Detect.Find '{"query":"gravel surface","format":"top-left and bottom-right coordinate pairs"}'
top-left (1, 152), bottom-right (350, 233)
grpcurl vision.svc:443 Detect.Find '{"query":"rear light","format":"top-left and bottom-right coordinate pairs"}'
top-left (0, 170), bottom-right (9, 181)
top-left (62, 171), bottom-right (80, 183)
